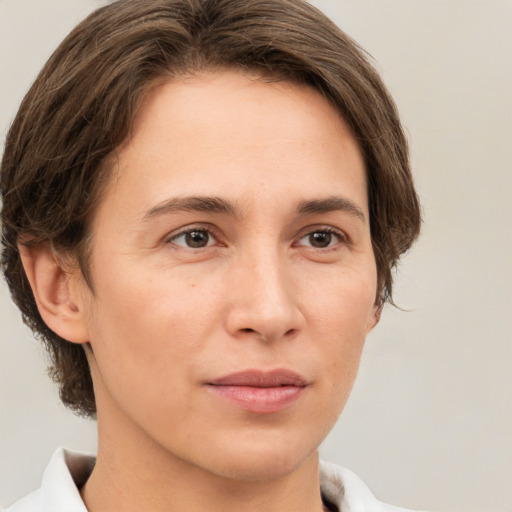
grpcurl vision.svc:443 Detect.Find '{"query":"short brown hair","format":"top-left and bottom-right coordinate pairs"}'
top-left (1, 0), bottom-right (421, 417)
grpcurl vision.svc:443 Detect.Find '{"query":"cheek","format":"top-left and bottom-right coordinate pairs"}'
top-left (82, 274), bottom-right (218, 428)
top-left (304, 266), bottom-right (376, 390)
top-left (84, 256), bottom-right (230, 394)
top-left (306, 262), bottom-right (377, 334)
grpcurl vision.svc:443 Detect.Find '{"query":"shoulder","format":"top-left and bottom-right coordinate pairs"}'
top-left (2, 490), bottom-right (42, 512)
top-left (320, 460), bottom-right (427, 512)
top-left (2, 448), bottom-right (94, 512)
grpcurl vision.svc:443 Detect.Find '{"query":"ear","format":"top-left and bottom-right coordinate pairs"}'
top-left (18, 240), bottom-right (90, 344)
top-left (366, 304), bottom-right (382, 334)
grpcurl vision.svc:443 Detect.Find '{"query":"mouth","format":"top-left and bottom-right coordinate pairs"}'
top-left (206, 369), bottom-right (309, 414)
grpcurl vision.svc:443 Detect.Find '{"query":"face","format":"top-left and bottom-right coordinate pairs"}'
top-left (74, 70), bottom-right (378, 481)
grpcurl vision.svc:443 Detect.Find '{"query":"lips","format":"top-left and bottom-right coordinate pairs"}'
top-left (206, 369), bottom-right (308, 414)
top-left (209, 369), bottom-right (308, 387)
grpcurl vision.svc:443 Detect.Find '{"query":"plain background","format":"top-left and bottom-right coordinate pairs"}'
top-left (0, 1), bottom-right (511, 511)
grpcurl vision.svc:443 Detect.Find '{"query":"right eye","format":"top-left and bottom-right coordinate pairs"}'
top-left (169, 229), bottom-right (217, 249)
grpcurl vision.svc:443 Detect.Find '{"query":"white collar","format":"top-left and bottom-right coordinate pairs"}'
top-left (319, 459), bottom-right (421, 511)
top-left (4, 448), bottom-right (421, 512)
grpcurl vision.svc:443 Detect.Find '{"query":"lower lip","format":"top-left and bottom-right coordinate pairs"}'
top-left (206, 385), bottom-right (306, 414)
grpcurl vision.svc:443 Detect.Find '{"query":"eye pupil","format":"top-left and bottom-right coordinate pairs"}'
top-left (185, 231), bottom-right (209, 248)
top-left (309, 232), bottom-right (332, 248)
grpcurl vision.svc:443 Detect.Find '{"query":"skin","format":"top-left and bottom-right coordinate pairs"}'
top-left (22, 70), bottom-right (379, 512)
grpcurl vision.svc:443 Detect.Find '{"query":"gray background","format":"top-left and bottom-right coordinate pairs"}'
top-left (1, 1), bottom-right (511, 511)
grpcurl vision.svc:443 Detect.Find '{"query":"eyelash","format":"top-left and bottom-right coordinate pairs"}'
top-left (294, 226), bottom-right (348, 250)
top-left (166, 224), bottom-right (222, 249)
top-left (165, 225), bottom-right (348, 251)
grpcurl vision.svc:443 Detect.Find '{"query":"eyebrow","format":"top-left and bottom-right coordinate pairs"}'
top-left (297, 196), bottom-right (366, 222)
top-left (143, 196), bottom-right (240, 221)
top-left (142, 195), bottom-right (365, 222)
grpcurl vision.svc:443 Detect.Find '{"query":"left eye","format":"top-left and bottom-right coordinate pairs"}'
top-left (170, 229), bottom-right (216, 248)
top-left (297, 230), bottom-right (342, 249)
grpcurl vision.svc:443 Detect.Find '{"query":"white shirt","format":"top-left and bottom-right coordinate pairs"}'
top-left (2, 448), bottom-right (423, 512)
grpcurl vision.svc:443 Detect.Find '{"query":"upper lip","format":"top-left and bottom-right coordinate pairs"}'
top-left (208, 369), bottom-right (308, 388)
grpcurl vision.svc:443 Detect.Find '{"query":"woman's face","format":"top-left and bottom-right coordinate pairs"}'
top-left (73, 70), bottom-right (379, 481)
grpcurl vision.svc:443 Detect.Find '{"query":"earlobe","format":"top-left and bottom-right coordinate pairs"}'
top-left (366, 304), bottom-right (382, 334)
top-left (18, 240), bottom-right (90, 344)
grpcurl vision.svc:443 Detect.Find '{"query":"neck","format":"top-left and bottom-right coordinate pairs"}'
top-left (81, 400), bottom-right (326, 512)
top-left (81, 439), bottom-right (325, 512)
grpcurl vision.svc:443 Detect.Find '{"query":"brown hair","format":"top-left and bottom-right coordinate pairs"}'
top-left (0, 0), bottom-right (421, 417)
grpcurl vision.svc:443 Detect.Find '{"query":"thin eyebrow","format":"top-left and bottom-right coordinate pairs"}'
top-left (142, 196), bottom-right (240, 221)
top-left (297, 196), bottom-right (366, 222)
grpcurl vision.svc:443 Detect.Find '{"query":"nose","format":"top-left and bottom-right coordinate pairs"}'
top-left (224, 247), bottom-right (304, 343)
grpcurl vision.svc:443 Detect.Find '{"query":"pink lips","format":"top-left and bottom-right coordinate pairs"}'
top-left (206, 370), bottom-right (308, 414)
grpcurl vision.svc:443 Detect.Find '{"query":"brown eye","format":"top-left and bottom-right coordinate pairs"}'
top-left (185, 231), bottom-right (210, 248)
top-left (297, 229), bottom-right (343, 249)
top-left (308, 232), bottom-right (332, 248)
top-left (171, 229), bottom-right (215, 248)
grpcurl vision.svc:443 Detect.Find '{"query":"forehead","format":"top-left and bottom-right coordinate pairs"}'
top-left (96, 70), bottom-right (367, 222)
top-left (128, 71), bottom-right (360, 161)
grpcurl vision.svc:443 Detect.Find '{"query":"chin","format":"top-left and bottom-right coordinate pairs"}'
top-left (197, 436), bottom-right (320, 483)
